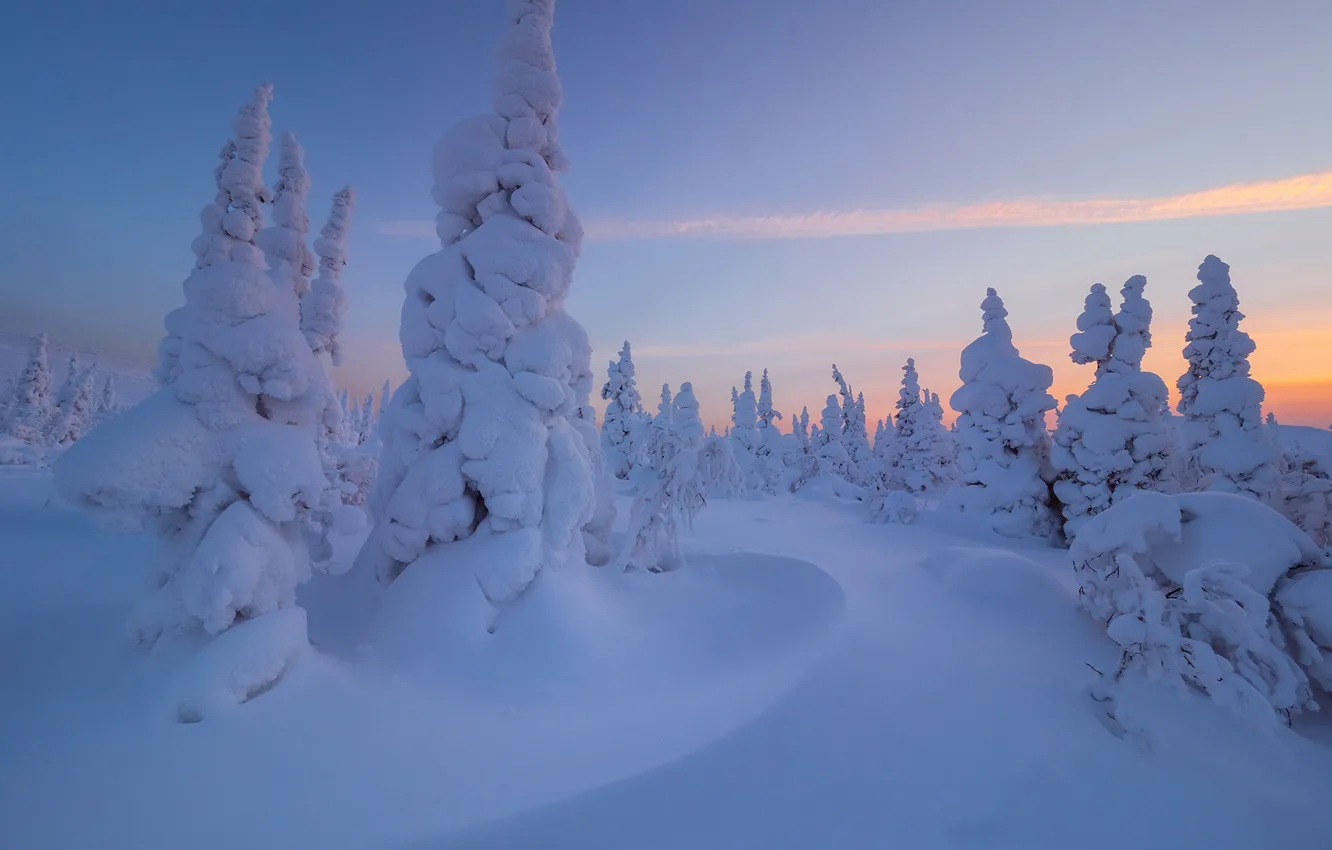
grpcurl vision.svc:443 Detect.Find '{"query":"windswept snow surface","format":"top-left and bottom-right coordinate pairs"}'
top-left (3, 465), bottom-right (1332, 849)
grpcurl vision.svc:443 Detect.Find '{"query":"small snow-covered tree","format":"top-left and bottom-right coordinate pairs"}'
top-left (620, 399), bottom-right (706, 572)
top-left (655, 383), bottom-right (674, 424)
top-left (1276, 441), bottom-right (1332, 548)
top-left (356, 1), bottom-right (600, 622)
top-left (600, 341), bottom-right (645, 479)
top-left (730, 371), bottom-right (761, 487)
top-left (949, 288), bottom-right (1057, 538)
top-left (94, 374), bottom-right (118, 422)
top-left (884, 358), bottom-right (936, 494)
top-left (301, 187), bottom-right (355, 364)
top-left (672, 381), bottom-right (704, 447)
top-left (1176, 255), bottom-right (1281, 505)
top-left (752, 368), bottom-right (787, 493)
top-left (921, 390), bottom-right (956, 489)
top-left (814, 393), bottom-right (851, 481)
top-left (55, 84), bottom-right (341, 644)
top-left (1052, 277), bottom-right (1175, 541)
top-left (4, 333), bottom-right (55, 444)
top-left (831, 365), bottom-right (871, 481)
top-left (574, 402), bottom-right (617, 566)
top-left (47, 366), bottom-right (97, 446)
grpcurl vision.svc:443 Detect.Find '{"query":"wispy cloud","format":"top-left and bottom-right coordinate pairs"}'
top-left (376, 169), bottom-right (1332, 242)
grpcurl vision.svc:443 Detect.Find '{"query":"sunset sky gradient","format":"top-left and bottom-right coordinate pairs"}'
top-left (2, 0), bottom-right (1329, 430)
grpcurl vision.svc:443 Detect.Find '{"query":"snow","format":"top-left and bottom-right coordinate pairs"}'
top-left (7, 459), bottom-right (1332, 849)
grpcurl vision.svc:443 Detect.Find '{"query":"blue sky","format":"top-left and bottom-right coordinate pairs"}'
top-left (2, 0), bottom-right (1330, 427)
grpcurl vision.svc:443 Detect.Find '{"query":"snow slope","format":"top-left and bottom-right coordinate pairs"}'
top-left (2, 466), bottom-right (1331, 850)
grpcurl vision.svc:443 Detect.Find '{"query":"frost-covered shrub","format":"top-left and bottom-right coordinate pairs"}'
top-left (1073, 491), bottom-right (1330, 725)
top-left (1176, 256), bottom-right (1280, 505)
top-left (54, 85), bottom-right (341, 643)
top-left (1053, 277), bottom-right (1175, 541)
top-left (600, 340), bottom-right (645, 479)
top-left (356, 0), bottom-right (598, 624)
top-left (868, 489), bottom-right (919, 525)
top-left (949, 288), bottom-right (1057, 538)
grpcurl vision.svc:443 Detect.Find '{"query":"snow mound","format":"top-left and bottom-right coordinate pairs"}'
top-left (367, 551), bottom-right (845, 701)
top-left (166, 607), bottom-right (310, 723)
top-left (917, 546), bottom-right (1077, 627)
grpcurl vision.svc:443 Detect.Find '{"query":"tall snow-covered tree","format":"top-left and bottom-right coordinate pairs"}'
top-left (301, 187), bottom-right (355, 364)
top-left (4, 334), bottom-right (55, 444)
top-left (257, 131), bottom-right (316, 297)
top-left (949, 288), bottom-right (1057, 538)
top-left (1176, 255), bottom-right (1281, 506)
top-left (357, 1), bottom-right (599, 624)
top-left (600, 341), bottom-right (645, 479)
top-left (1052, 277), bottom-right (1175, 540)
top-left (55, 84), bottom-right (341, 643)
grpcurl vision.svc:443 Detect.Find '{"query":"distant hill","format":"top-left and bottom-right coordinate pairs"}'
top-left (0, 331), bottom-right (157, 407)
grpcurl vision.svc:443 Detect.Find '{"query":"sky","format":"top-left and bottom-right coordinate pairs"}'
top-left (1, 0), bottom-right (1330, 430)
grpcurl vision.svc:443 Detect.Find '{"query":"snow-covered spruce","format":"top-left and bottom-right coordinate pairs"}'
top-left (54, 85), bottom-right (342, 643)
top-left (1176, 255), bottom-right (1281, 505)
top-left (619, 404), bottom-right (706, 572)
top-left (357, 0), bottom-right (599, 624)
top-left (921, 390), bottom-right (956, 490)
top-left (672, 381), bottom-right (704, 448)
top-left (301, 187), bottom-right (355, 364)
top-left (1052, 277), bottom-right (1175, 541)
top-left (753, 368), bottom-right (788, 494)
top-left (1072, 491), bottom-right (1332, 725)
top-left (729, 371), bottom-right (761, 488)
top-left (4, 333), bottom-right (55, 445)
top-left (884, 358), bottom-right (950, 494)
top-left (949, 288), bottom-right (1058, 538)
top-left (814, 393), bottom-right (852, 482)
top-left (831, 365), bottom-right (872, 483)
top-left (600, 341), bottom-right (646, 479)
top-left (257, 131), bottom-right (316, 297)
top-left (47, 365), bottom-right (97, 446)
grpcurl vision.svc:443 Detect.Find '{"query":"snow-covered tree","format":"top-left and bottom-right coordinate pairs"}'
top-left (920, 390), bottom-right (956, 490)
top-left (730, 371), bottom-right (761, 486)
top-left (814, 393), bottom-right (851, 481)
top-left (47, 366), bottom-right (97, 446)
top-left (574, 402), bottom-right (616, 566)
top-left (673, 381), bottom-right (704, 447)
top-left (1176, 255), bottom-right (1281, 505)
top-left (55, 84), bottom-right (342, 644)
top-left (1052, 277), bottom-right (1175, 541)
top-left (4, 334), bottom-right (55, 444)
top-left (600, 341), bottom-right (645, 479)
top-left (831, 365), bottom-right (872, 482)
top-left (620, 409), bottom-right (706, 572)
top-left (95, 374), bottom-right (118, 422)
top-left (356, 1), bottom-right (599, 622)
top-left (301, 187), bottom-right (355, 364)
top-left (655, 383), bottom-right (673, 424)
top-left (257, 131), bottom-right (316, 297)
top-left (949, 288), bottom-right (1057, 538)
top-left (884, 358), bottom-right (931, 493)
top-left (1276, 441), bottom-right (1332, 548)
top-left (752, 368), bottom-right (788, 493)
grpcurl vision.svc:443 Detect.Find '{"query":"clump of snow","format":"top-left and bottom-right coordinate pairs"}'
top-left (167, 607), bottom-right (310, 723)
top-left (949, 288), bottom-right (1057, 538)
top-left (867, 489), bottom-right (918, 524)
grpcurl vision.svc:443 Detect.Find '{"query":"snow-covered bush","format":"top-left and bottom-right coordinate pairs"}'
top-left (4, 333), bottom-right (55, 445)
top-left (1176, 255), bottom-right (1280, 505)
top-left (356, 0), bottom-right (598, 625)
top-left (600, 341), bottom-right (645, 479)
top-left (949, 288), bottom-right (1058, 538)
top-left (1073, 491), bottom-right (1330, 725)
top-left (54, 85), bottom-right (341, 644)
top-left (868, 489), bottom-right (919, 525)
top-left (1052, 277), bottom-right (1175, 541)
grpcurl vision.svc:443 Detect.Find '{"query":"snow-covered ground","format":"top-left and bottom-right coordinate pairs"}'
top-left (3, 464), bottom-right (1331, 850)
